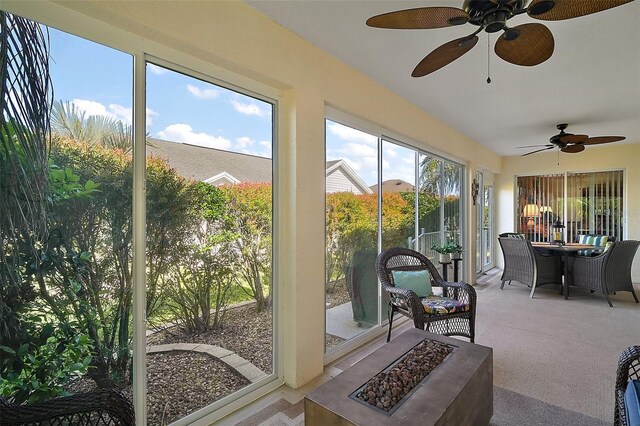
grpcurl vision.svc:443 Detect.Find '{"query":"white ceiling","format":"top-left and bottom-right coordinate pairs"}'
top-left (246, 0), bottom-right (640, 157)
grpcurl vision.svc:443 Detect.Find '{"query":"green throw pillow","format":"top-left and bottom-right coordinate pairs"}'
top-left (391, 270), bottom-right (432, 297)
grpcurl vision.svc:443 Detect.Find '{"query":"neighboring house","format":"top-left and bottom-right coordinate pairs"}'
top-left (148, 138), bottom-right (371, 194)
top-left (325, 159), bottom-right (372, 194)
top-left (369, 179), bottom-right (415, 194)
top-left (147, 138), bottom-right (272, 185)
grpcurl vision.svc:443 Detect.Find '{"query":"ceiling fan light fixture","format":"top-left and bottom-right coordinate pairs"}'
top-left (366, 0), bottom-right (634, 77)
top-left (528, 0), bottom-right (555, 16)
top-left (484, 11), bottom-right (508, 33)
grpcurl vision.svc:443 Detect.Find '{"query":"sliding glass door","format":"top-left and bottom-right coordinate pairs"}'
top-left (417, 154), bottom-right (464, 279)
top-left (482, 184), bottom-right (494, 270)
top-left (324, 116), bottom-right (466, 354)
top-left (476, 172), bottom-right (494, 274)
top-left (516, 170), bottom-right (624, 242)
top-left (325, 120), bottom-right (379, 351)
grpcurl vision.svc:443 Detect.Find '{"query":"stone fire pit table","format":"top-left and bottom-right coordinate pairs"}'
top-left (304, 328), bottom-right (493, 425)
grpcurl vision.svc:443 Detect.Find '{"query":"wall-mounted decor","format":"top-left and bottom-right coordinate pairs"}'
top-left (471, 178), bottom-right (479, 205)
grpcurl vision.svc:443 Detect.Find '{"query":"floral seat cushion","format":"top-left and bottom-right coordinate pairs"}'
top-left (421, 295), bottom-right (469, 315)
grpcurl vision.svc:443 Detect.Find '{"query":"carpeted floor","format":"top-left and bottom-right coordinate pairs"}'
top-left (490, 386), bottom-right (608, 426)
top-left (232, 386), bottom-right (609, 426)
top-left (219, 268), bottom-right (639, 425)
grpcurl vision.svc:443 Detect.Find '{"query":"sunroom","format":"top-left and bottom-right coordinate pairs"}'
top-left (1, 1), bottom-right (639, 425)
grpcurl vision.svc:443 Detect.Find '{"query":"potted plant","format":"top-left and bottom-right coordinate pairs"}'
top-left (451, 243), bottom-right (464, 260)
top-left (431, 240), bottom-right (458, 263)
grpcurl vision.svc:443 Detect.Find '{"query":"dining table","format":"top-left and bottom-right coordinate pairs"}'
top-left (531, 242), bottom-right (597, 299)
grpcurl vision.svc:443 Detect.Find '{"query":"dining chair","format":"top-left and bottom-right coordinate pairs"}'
top-left (568, 240), bottom-right (640, 307)
top-left (498, 237), bottom-right (563, 298)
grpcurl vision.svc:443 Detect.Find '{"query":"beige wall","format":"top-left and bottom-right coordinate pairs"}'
top-left (495, 143), bottom-right (640, 281)
top-left (3, 0), bottom-right (502, 393)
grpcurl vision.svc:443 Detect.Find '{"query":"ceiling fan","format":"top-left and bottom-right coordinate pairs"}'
top-left (518, 123), bottom-right (626, 156)
top-left (366, 0), bottom-right (635, 77)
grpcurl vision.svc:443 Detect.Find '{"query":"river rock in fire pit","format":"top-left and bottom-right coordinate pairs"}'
top-left (355, 339), bottom-right (453, 412)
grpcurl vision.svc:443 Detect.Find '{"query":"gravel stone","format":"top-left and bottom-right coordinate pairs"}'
top-left (355, 339), bottom-right (453, 412)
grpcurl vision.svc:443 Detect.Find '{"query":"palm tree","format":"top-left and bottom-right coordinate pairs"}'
top-left (0, 10), bottom-right (52, 345)
top-left (419, 155), bottom-right (461, 196)
top-left (51, 100), bottom-right (133, 152)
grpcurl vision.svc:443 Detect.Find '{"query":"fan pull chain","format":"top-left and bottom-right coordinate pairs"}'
top-left (486, 34), bottom-right (491, 84)
top-left (557, 148), bottom-right (560, 166)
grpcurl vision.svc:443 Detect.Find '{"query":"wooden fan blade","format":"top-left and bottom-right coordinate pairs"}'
top-left (559, 134), bottom-right (588, 144)
top-left (366, 7), bottom-right (469, 29)
top-left (412, 35), bottom-right (478, 77)
top-left (561, 144), bottom-right (586, 153)
top-left (522, 146), bottom-right (555, 156)
top-left (583, 136), bottom-right (626, 145)
top-left (494, 23), bottom-right (554, 66)
top-left (517, 144), bottom-right (554, 148)
top-left (528, 0), bottom-right (634, 21)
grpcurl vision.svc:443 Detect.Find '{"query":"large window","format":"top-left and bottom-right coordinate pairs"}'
top-left (324, 116), bottom-right (465, 354)
top-left (516, 170), bottom-right (624, 242)
top-left (325, 120), bottom-right (379, 351)
top-left (145, 63), bottom-right (275, 424)
top-left (1, 12), bottom-right (277, 425)
top-left (1, 15), bottom-right (135, 414)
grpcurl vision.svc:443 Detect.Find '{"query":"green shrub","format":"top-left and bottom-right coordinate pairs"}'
top-left (0, 314), bottom-right (92, 404)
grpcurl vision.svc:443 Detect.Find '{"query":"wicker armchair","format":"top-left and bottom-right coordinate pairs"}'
top-left (615, 345), bottom-right (640, 426)
top-left (568, 240), bottom-right (640, 307)
top-left (376, 247), bottom-right (476, 343)
top-left (0, 388), bottom-right (134, 425)
top-left (498, 237), bottom-right (563, 298)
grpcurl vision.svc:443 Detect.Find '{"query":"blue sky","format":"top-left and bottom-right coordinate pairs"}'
top-left (48, 26), bottom-right (415, 186)
top-left (49, 27), bottom-right (272, 158)
top-left (325, 121), bottom-right (415, 186)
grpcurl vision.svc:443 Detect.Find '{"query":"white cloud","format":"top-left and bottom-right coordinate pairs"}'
top-left (327, 131), bottom-right (417, 186)
top-left (187, 84), bottom-right (219, 99)
top-left (235, 136), bottom-right (255, 150)
top-left (258, 140), bottom-right (272, 157)
top-left (147, 63), bottom-right (168, 75)
top-left (344, 142), bottom-right (377, 158)
top-left (72, 99), bottom-right (119, 120)
top-left (328, 122), bottom-right (378, 146)
top-left (230, 100), bottom-right (269, 117)
top-left (145, 108), bottom-right (159, 126)
top-left (71, 98), bottom-right (158, 126)
top-left (107, 103), bottom-right (131, 123)
top-left (157, 123), bottom-right (231, 150)
top-left (232, 136), bottom-right (272, 157)
top-left (382, 148), bottom-right (415, 183)
top-left (382, 145), bottom-right (398, 159)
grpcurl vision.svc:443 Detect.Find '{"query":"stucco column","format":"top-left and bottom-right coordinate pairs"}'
top-left (281, 89), bottom-right (326, 388)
